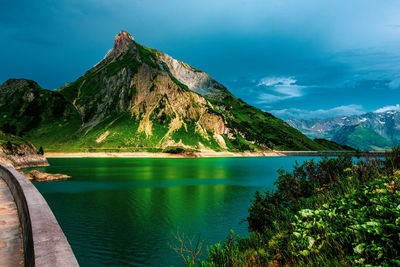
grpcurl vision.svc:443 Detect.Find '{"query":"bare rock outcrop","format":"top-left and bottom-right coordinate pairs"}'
top-left (0, 153), bottom-right (49, 169)
top-left (0, 132), bottom-right (49, 169)
top-left (24, 170), bottom-right (71, 182)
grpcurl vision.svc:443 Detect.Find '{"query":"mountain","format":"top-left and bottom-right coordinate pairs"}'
top-left (0, 79), bottom-right (81, 147)
top-left (331, 125), bottom-right (392, 151)
top-left (287, 110), bottom-right (400, 150)
top-left (0, 31), bottom-right (329, 152)
top-left (313, 139), bottom-right (354, 151)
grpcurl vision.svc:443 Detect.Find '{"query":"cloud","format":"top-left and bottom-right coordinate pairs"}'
top-left (269, 104), bottom-right (365, 119)
top-left (374, 104), bottom-right (400, 113)
top-left (256, 77), bottom-right (305, 103)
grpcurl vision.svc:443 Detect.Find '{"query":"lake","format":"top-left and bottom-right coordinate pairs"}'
top-left (32, 157), bottom-right (316, 266)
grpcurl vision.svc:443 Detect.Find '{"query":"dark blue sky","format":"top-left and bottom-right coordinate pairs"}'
top-left (2, 0), bottom-right (400, 119)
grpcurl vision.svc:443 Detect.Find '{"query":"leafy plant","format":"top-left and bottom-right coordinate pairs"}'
top-left (248, 154), bottom-right (353, 233)
top-left (195, 149), bottom-right (400, 266)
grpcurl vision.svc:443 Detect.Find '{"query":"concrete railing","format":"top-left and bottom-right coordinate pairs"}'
top-left (0, 163), bottom-right (78, 267)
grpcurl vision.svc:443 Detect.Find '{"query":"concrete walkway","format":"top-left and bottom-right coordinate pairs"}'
top-left (0, 178), bottom-right (24, 266)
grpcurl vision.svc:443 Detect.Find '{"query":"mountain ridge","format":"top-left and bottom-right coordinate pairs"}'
top-left (287, 110), bottom-right (400, 150)
top-left (0, 31), bottom-right (330, 152)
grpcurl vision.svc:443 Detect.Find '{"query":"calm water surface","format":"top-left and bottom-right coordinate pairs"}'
top-left (32, 157), bottom-right (316, 266)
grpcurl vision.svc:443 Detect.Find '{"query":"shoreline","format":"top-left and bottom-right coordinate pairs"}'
top-left (44, 151), bottom-right (285, 158)
top-left (44, 150), bottom-right (387, 158)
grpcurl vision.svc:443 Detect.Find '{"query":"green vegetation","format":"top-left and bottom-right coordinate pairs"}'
top-left (180, 148), bottom-right (400, 266)
top-left (0, 131), bottom-right (37, 155)
top-left (0, 38), bottom-right (353, 153)
top-left (333, 125), bottom-right (393, 151)
top-left (171, 122), bottom-right (223, 152)
top-left (208, 91), bottom-right (327, 151)
top-left (313, 138), bottom-right (354, 151)
top-left (0, 79), bottom-right (80, 138)
top-left (0, 131), bottom-right (32, 147)
top-left (163, 146), bottom-right (197, 153)
top-left (136, 43), bottom-right (159, 69)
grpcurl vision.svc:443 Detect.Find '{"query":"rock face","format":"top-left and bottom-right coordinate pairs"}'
top-left (114, 30), bottom-right (135, 51)
top-left (24, 170), bottom-right (70, 182)
top-left (0, 132), bottom-right (49, 169)
top-left (157, 52), bottom-right (227, 100)
top-left (287, 110), bottom-right (400, 150)
top-left (0, 154), bottom-right (49, 170)
top-left (0, 31), bottom-right (328, 152)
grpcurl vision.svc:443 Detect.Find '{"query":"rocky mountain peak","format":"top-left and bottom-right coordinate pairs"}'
top-left (113, 30), bottom-right (135, 51)
top-left (20, 31), bottom-right (326, 153)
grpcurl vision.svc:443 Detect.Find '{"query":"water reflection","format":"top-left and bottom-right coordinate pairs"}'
top-left (32, 157), bottom-right (314, 266)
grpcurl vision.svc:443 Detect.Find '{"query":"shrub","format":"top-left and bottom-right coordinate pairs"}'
top-left (163, 146), bottom-right (196, 154)
top-left (37, 146), bottom-right (44, 155)
top-left (385, 146), bottom-right (400, 175)
top-left (188, 149), bottom-right (400, 266)
top-left (290, 174), bottom-right (400, 266)
top-left (248, 154), bottom-right (353, 233)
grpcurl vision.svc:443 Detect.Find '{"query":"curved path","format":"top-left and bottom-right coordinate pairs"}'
top-left (0, 178), bottom-right (24, 266)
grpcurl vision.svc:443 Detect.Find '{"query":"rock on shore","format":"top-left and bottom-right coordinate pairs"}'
top-left (24, 170), bottom-right (71, 182)
top-left (0, 154), bottom-right (49, 169)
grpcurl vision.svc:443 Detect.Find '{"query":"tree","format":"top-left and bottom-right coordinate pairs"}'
top-left (38, 146), bottom-right (44, 155)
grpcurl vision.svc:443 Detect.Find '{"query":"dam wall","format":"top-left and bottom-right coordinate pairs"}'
top-left (0, 163), bottom-right (78, 266)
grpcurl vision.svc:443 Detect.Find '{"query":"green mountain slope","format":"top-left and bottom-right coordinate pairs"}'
top-left (0, 131), bottom-right (36, 152)
top-left (0, 131), bottom-right (49, 169)
top-left (332, 125), bottom-right (393, 151)
top-left (0, 79), bottom-right (82, 148)
top-left (0, 31), bottom-right (329, 152)
top-left (313, 138), bottom-right (354, 151)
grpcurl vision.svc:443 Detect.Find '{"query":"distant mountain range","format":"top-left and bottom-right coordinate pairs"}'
top-left (287, 110), bottom-right (400, 150)
top-left (0, 31), bottom-right (340, 153)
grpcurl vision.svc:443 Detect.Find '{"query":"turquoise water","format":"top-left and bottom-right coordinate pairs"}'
top-left (32, 157), bottom-right (315, 266)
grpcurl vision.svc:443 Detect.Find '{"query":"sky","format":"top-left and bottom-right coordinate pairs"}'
top-left (1, 0), bottom-right (400, 120)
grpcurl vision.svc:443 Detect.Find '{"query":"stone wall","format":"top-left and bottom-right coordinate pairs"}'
top-left (0, 163), bottom-right (78, 266)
